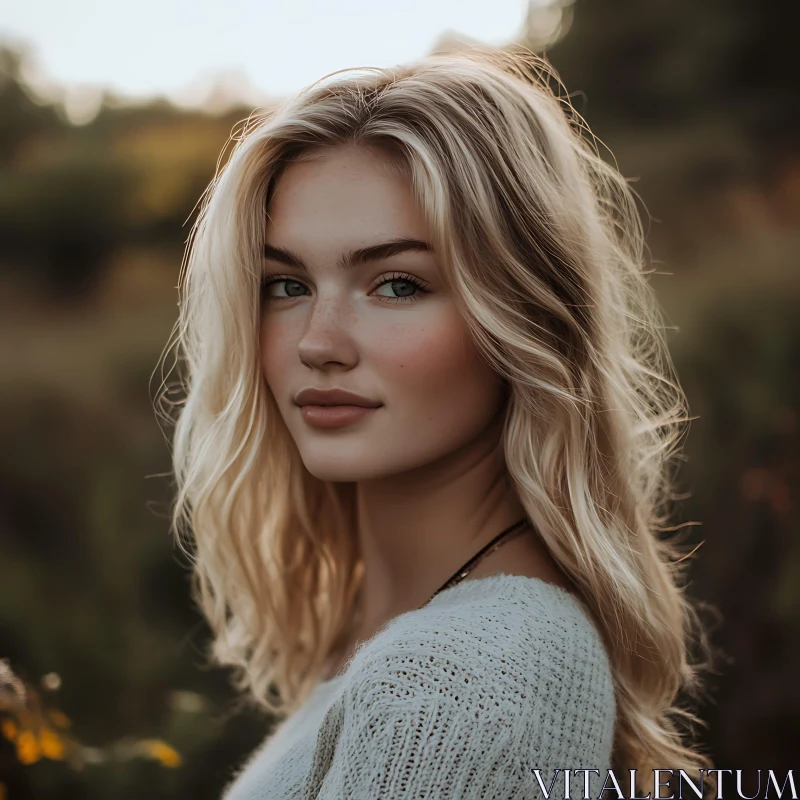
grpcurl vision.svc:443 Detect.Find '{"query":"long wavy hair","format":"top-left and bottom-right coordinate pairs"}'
top-left (155, 43), bottom-right (715, 794)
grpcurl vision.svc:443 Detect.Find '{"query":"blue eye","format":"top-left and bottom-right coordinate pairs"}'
top-left (372, 273), bottom-right (428, 303)
top-left (261, 277), bottom-right (308, 299)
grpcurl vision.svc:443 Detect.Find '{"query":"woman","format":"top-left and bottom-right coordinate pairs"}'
top-left (158, 43), bottom-right (715, 799)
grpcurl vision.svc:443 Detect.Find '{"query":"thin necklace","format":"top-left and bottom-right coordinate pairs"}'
top-left (425, 517), bottom-right (531, 605)
top-left (323, 517), bottom-right (531, 682)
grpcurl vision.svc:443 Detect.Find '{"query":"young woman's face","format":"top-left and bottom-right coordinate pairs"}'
top-left (260, 143), bottom-right (508, 482)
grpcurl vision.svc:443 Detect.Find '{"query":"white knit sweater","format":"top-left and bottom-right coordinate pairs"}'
top-left (222, 574), bottom-right (616, 799)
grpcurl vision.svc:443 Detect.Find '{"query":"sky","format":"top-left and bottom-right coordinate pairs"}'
top-left (0, 0), bottom-right (557, 121)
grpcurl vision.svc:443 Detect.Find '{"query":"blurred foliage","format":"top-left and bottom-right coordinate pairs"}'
top-left (1, 658), bottom-right (183, 776)
top-left (0, 0), bottom-right (798, 797)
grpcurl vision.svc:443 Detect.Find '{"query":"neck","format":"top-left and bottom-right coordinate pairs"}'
top-left (352, 412), bottom-right (528, 629)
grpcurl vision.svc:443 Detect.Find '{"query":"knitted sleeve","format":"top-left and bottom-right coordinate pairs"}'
top-left (302, 592), bottom-right (616, 799)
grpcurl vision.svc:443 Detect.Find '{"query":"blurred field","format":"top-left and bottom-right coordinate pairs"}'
top-left (1, 2), bottom-right (798, 797)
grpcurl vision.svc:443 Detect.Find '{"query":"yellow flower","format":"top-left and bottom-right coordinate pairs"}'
top-left (16, 729), bottom-right (41, 765)
top-left (39, 727), bottom-right (66, 760)
top-left (48, 710), bottom-right (72, 729)
top-left (1, 718), bottom-right (18, 741)
top-left (140, 739), bottom-right (182, 768)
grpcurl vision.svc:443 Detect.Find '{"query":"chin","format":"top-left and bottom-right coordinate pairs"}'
top-left (296, 437), bottom-right (415, 484)
top-left (300, 459), bottom-right (379, 484)
top-left (293, 440), bottom-right (377, 483)
top-left (297, 439), bottom-right (451, 485)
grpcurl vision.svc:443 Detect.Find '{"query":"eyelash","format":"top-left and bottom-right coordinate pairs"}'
top-left (259, 271), bottom-right (430, 304)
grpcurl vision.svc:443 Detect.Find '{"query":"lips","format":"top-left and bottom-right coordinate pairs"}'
top-left (299, 404), bottom-right (378, 429)
top-left (294, 388), bottom-right (382, 408)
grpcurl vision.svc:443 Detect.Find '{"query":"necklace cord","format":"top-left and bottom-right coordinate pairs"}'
top-left (323, 517), bottom-right (531, 682)
top-left (427, 517), bottom-right (530, 604)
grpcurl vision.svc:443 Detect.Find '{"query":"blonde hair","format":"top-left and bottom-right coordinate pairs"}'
top-left (155, 43), bottom-right (715, 794)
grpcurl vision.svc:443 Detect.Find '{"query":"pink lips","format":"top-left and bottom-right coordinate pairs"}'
top-left (294, 387), bottom-right (382, 429)
top-left (299, 405), bottom-right (378, 429)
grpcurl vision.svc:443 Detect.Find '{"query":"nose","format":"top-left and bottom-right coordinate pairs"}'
top-left (296, 295), bottom-right (359, 370)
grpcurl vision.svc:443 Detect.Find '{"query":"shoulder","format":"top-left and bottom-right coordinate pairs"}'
top-left (307, 576), bottom-right (616, 797)
top-left (344, 574), bottom-right (616, 721)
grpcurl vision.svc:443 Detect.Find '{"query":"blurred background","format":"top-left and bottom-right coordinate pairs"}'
top-left (0, 0), bottom-right (798, 797)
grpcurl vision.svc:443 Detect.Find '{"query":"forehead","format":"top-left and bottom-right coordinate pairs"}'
top-left (265, 144), bottom-right (427, 241)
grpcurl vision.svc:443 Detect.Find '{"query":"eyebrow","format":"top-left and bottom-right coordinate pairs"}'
top-left (263, 237), bottom-right (432, 273)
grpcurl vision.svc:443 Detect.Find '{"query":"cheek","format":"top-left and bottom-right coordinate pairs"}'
top-left (375, 310), bottom-right (504, 426)
top-left (259, 316), bottom-right (291, 390)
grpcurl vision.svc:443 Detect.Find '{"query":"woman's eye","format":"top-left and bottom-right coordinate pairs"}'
top-left (373, 277), bottom-right (425, 303)
top-left (261, 278), bottom-right (308, 299)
